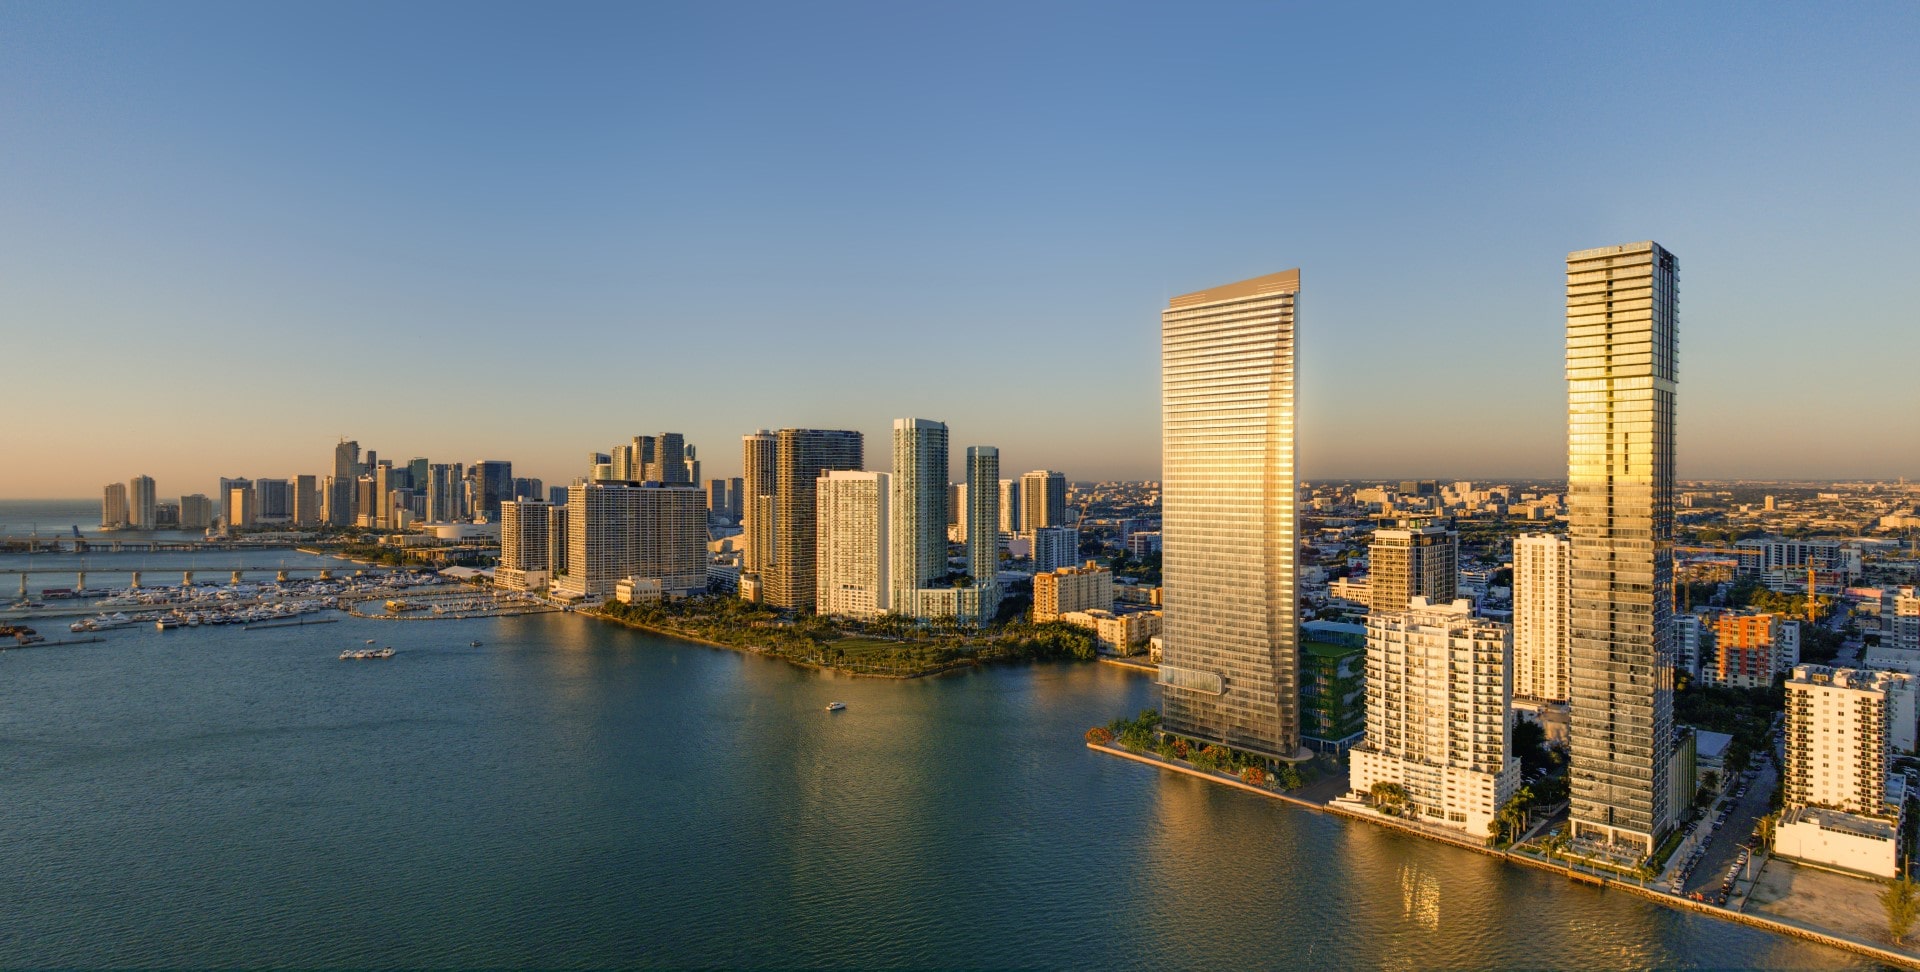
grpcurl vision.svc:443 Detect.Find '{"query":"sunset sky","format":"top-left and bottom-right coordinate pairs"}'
top-left (3, 2), bottom-right (1916, 497)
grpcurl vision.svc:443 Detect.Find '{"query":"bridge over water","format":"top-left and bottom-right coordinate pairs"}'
top-left (0, 537), bottom-right (293, 554)
top-left (6, 563), bottom-right (411, 598)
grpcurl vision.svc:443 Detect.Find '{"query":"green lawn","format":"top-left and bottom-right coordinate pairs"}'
top-left (826, 637), bottom-right (910, 659)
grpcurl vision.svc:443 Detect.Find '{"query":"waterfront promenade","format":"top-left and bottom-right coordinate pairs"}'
top-left (1089, 740), bottom-right (1920, 969)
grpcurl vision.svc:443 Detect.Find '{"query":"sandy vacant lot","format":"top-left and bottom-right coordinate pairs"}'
top-left (1747, 857), bottom-right (1920, 956)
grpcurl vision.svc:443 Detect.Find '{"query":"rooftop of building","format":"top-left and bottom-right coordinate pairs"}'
top-left (1167, 268), bottom-right (1300, 309)
top-left (1790, 664), bottom-right (1911, 690)
top-left (1782, 806), bottom-right (1898, 841)
top-left (1693, 730), bottom-right (1734, 761)
top-left (1301, 638), bottom-right (1365, 661)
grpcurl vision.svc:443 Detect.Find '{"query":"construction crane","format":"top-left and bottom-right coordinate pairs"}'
top-left (1808, 565), bottom-right (1819, 625)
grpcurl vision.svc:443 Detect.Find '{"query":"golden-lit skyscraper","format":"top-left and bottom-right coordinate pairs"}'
top-left (1158, 269), bottom-right (1301, 760)
top-left (1565, 241), bottom-right (1679, 855)
top-left (767, 429), bottom-right (864, 611)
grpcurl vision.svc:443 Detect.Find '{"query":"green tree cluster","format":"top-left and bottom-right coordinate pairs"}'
top-left (1883, 876), bottom-right (1920, 945)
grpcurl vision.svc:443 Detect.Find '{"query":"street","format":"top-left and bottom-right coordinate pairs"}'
top-left (1680, 754), bottom-right (1778, 902)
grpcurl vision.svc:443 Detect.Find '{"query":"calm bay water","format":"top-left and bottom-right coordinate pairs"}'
top-left (0, 593), bottom-right (1884, 968)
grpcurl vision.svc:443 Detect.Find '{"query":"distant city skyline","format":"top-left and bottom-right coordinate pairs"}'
top-left (4, 4), bottom-right (1918, 496)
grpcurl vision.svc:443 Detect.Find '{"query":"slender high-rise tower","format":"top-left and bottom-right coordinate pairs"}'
top-left (334, 439), bottom-right (360, 480)
top-left (1159, 268), bottom-right (1301, 761)
top-left (1566, 241), bottom-right (1679, 855)
top-left (890, 418), bottom-right (950, 608)
top-left (966, 446), bottom-right (1001, 622)
top-left (766, 429), bottom-right (864, 611)
top-left (741, 431), bottom-right (777, 574)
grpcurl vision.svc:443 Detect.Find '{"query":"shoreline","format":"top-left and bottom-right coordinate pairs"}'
top-left (588, 610), bottom-right (983, 680)
top-left (1090, 741), bottom-right (1920, 969)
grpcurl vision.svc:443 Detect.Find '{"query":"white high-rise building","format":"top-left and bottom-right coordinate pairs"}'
top-left (1777, 663), bottom-right (1913, 877)
top-left (552, 483), bottom-right (707, 601)
top-left (498, 499), bottom-right (552, 592)
top-left (1512, 533), bottom-right (1572, 703)
top-left (1567, 241), bottom-right (1680, 855)
top-left (128, 475), bottom-right (156, 530)
top-left (816, 471), bottom-right (890, 619)
top-left (1785, 666), bottom-right (1915, 813)
top-left (890, 418), bottom-right (949, 610)
top-left (1893, 587), bottom-right (1920, 653)
top-left (1350, 598), bottom-right (1519, 838)
top-left (1158, 268), bottom-right (1301, 760)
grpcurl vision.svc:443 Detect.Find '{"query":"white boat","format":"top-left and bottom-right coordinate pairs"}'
top-left (154, 618), bottom-right (181, 630)
top-left (826, 701), bottom-right (846, 712)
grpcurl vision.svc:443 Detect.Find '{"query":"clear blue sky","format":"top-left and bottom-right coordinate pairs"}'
top-left (3, 1), bottom-right (1916, 498)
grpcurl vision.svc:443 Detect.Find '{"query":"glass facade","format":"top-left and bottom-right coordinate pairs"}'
top-left (890, 418), bottom-right (949, 609)
top-left (1565, 242), bottom-right (1678, 854)
top-left (965, 446), bottom-right (1001, 622)
top-left (1159, 269), bottom-right (1301, 761)
top-left (767, 429), bottom-right (865, 611)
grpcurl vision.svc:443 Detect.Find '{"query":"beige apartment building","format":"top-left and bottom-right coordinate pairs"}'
top-left (816, 470), bottom-right (890, 619)
top-left (1511, 533), bottom-right (1571, 703)
top-left (1033, 561), bottom-right (1112, 622)
top-left (1059, 608), bottom-right (1162, 654)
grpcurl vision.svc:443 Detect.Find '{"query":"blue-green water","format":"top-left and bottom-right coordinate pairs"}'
top-left (0, 608), bottom-right (1880, 969)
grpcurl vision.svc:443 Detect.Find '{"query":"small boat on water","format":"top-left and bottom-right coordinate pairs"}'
top-left (470, 641), bottom-right (481, 647)
top-left (826, 701), bottom-right (847, 712)
top-left (154, 618), bottom-right (181, 631)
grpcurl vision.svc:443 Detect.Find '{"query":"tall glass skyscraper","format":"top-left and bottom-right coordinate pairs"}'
top-left (965, 445), bottom-right (1001, 622)
top-left (741, 431), bottom-right (777, 575)
top-left (767, 429), bottom-right (864, 611)
top-left (890, 418), bottom-right (949, 608)
top-left (1566, 241), bottom-right (1679, 855)
top-left (1158, 269), bottom-right (1301, 762)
